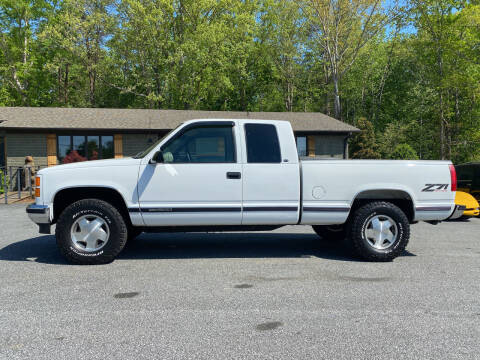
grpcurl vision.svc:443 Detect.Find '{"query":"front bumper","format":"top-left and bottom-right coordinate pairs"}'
top-left (26, 204), bottom-right (51, 234)
top-left (464, 206), bottom-right (480, 217)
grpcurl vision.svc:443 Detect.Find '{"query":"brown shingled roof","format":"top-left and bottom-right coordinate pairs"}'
top-left (0, 107), bottom-right (359, 133)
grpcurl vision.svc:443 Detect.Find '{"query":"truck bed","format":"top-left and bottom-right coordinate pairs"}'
top-left (300, 159), bottom-right (455, 225)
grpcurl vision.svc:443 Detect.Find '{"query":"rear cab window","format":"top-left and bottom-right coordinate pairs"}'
top-left (244, 123), bottom-right (281, 163)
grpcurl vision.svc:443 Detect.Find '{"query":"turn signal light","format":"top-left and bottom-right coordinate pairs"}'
top-left (35, 176), bottom-right (40, 197)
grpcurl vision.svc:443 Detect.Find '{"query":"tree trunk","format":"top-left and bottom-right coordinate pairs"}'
top-left (285, 81), bottom-right (293, 112)
top-left (64, 63), bottom-right (69, 104)
top-left (323, 62), bottom-right (331, 116)
top-left (89, 70), bottom-right (96, 106)
top-left (58, 67), bottom-right (62, 103)
top-left (333, 72), bottom-right (341, 120)
top-left (23, 18), bottom-right (28, 65)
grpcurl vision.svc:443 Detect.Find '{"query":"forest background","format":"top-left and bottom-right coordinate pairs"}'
top-left (1, 0), bottom-right (479, 161)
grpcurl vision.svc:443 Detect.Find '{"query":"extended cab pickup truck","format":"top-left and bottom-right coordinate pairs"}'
top-left (27, 119), bottom-right (456, 264)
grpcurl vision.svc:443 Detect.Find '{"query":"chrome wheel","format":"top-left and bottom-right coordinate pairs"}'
top-left (364, 215), bottom-right (398, 250)
top-left (70, 215), bottom-right (110, 252)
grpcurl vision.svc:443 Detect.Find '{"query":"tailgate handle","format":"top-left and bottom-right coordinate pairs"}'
top-left (226, 172), bottom-right (241, 179)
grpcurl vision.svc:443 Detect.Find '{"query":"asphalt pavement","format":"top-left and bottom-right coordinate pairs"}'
top-left (0, 204), bottom-right (479, 359)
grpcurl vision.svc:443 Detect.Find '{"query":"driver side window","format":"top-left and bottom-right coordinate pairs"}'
top-left (161, 125), bottom-right (236, 163)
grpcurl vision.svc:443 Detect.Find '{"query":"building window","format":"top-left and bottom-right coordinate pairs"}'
top-left (58, 135), bottom-right (114, 164)
top-left (296, 136), bottom-right (307, 157)
top-left (313, 135), bottom-right (344, 159)
top-left (87, 136), bottom-right (100, 160)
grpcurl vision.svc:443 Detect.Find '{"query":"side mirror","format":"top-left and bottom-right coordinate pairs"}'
top-left (149, 151), bottom-right (164, 164)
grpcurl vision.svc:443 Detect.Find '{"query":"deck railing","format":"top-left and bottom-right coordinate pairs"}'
top-left (0, 166), bottom-right (45, 204)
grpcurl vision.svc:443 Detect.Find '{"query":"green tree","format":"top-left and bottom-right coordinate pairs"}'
top-left (390, 144), bottom-right (419, 160)
top-left (350, 117), bottom-right (381, 159)
top-left (0, 0), bottom-right (52, 105)
top-left (0, 0), bottom-right (479, 165)
top-left (106, 0), bottom-right (257, 110)
top-left (39, 0), bottom-right (116, 107)
top-left (410, 0), bottom-right (480, 160)
top-left (304, 0), bottom-right (400, 119)
top-left (257, 0), bottom-right (306, 111)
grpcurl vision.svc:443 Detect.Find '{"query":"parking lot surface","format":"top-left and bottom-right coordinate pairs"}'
top-left (0, 204), bottom-right (479, 359)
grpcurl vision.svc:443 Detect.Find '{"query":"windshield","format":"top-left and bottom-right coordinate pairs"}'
top-left (133, 125), bottom-right (181, 159)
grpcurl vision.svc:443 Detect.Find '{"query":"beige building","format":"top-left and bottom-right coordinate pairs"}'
top-left (0, 107), bottom-right (359, 168)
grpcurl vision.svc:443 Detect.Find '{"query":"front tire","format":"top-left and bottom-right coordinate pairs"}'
top-left (56, 199), bottom-right (128, 265)
top-left (347, 201), bottom-right (410, 262)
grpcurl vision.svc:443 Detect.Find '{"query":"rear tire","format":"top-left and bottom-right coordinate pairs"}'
top-left (312, 225), bottom-right (346, 241)
top-left (56, 199), bottom-right (128, 265)
top-left (347, 201), bottom-right (410, 262)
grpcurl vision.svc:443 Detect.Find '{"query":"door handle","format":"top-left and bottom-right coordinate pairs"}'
top-left (226, 172), bottom-right (241, 179)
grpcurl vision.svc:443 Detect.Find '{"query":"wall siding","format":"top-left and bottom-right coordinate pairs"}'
top-left (6, 133), bottom-right (48, 167)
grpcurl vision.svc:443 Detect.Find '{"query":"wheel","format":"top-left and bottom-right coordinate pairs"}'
top-left (312, 225), bottom-right (346, 241)
top-left (55, 199), bottom-right (128, 265)
top-left (347, 201), bottom-right (410, 262)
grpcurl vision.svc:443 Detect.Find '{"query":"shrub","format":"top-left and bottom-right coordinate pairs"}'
top-left (390, 144), bottom-right (419, 160)
top-left (0, 170), bottom-right (5, 194)
top-left (350, 117), bottom-right (381, 159)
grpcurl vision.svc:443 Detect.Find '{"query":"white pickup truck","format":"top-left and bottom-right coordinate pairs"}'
top-left (27, 119), bottom-right (456, 264)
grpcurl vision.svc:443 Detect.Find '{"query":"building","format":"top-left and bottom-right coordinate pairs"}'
top-left (0, 107), bottom-right (359, 168)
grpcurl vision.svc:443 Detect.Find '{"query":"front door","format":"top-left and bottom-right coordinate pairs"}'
top-left (137, 122), bottom-right (242, 226)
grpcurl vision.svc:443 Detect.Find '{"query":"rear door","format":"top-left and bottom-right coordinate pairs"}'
top-left (240, 121), bottom-right (300, 225)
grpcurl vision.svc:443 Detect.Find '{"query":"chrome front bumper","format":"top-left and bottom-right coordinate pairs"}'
top-left (26, 204), bottom-right (51, 234)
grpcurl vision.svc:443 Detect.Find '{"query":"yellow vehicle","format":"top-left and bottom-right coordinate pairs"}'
top-left (454, 191), bottom-right (480, 218)
top-left (456, 163), bottom-right (480, 201)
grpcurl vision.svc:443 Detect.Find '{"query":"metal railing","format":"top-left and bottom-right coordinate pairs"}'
top-left (0, 166), bottom-right (45, 204)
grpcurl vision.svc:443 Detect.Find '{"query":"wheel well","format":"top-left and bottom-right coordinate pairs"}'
top-left (350, 190), bottom-right (415, 223)
top-left (53, 187), bottom-right (131, 225)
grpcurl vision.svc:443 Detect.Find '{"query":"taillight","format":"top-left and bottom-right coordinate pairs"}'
top-left (449, 164), bottom-right (457, 192)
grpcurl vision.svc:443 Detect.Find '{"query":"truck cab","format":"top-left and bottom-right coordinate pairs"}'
top-left (133, 119), bottom-right (300, 227)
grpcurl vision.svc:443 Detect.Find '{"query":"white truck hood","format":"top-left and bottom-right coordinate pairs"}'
top-left (38, 157), bottom-right (141, 175)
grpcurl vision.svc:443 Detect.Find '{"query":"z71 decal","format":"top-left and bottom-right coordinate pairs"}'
top-left (422, 184), bottom-right (449, 192)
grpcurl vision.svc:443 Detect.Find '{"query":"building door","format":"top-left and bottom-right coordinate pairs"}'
top-left (0, 137), bottom-right (5, 167)
top-left (137, 122), bottom-right (243, 226)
